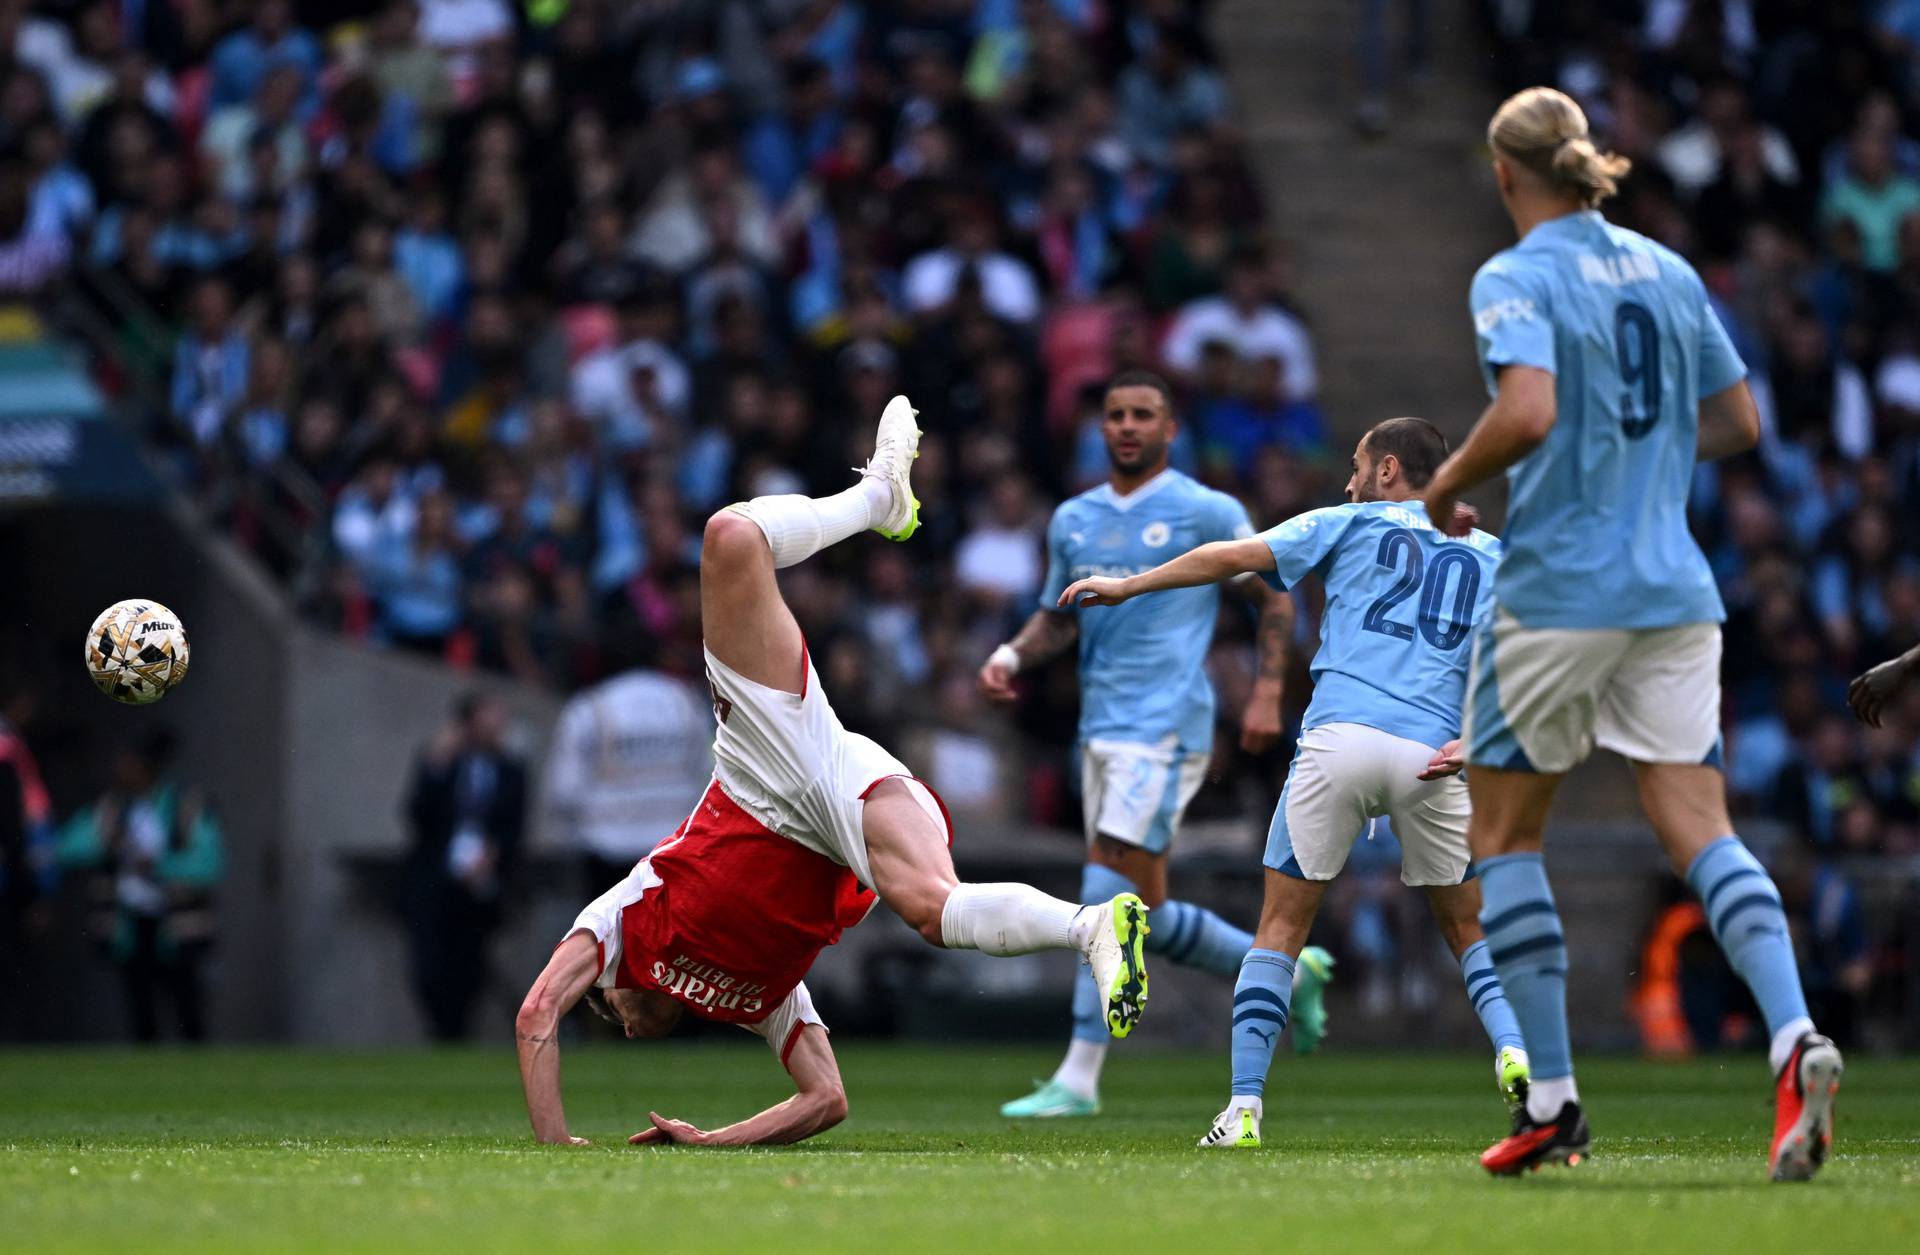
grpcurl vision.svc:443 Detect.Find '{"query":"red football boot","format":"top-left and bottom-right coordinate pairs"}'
top-left (1480, 1100), bottom-right (1590, 1176)
top-left (1770, 1033), bottom-right (1843, 1182)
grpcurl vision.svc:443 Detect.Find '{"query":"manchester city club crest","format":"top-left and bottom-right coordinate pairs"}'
top-left (1141, 521), bottom-right (1171, 547)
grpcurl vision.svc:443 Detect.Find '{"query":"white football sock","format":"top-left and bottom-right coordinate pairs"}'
top-left (1525, 1074), bottom-right (1579, 1123)
top-left (1769, 1016), bottom-right (1815, 1075)
top-left (938, 883), bottom-right (1078, 954)
top-left (1226, 1094), bottom-right (1263, 1118)
top-left (728, 479), bottom-right (892, 569)
top-left (1050, 1038), bottom-right (1107, 1099)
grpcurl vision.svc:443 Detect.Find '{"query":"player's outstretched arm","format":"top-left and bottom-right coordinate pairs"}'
top-left (1849, 644), bottom-right (1920, 728)
top-left (1059, 537), bottom-right (1277, 609)
top-left (1424, 364), bottom-right (1556, 535)
top-left (1697, 380), bottom-right (1761, 461)
top-left (630, 1025), bottom-right (848, 1148)
top-left (515, 931), bottom-right (602, 1146)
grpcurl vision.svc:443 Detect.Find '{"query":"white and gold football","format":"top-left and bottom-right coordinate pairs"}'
top-left (85, 599), bottom-right (190, 705)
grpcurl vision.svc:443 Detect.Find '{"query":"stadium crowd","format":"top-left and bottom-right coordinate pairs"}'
top-left (11, 0), bottom-right (1332, 832)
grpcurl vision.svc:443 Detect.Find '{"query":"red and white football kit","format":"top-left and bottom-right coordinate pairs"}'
top-left (566, 643), bottom-right (949, 1062)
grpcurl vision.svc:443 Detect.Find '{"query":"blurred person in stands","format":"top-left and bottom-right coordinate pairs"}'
top-left (545, 629), bottom-right (711, 894)
top-left (0, 154), bottom-right (69, 295)
top-left (58, 729), bottom-right (224, 1043)
top-left (1162, 246), bottom-right (1317, 403)
top-left (402, 692), bottom-right (527, 1040)
top-left (1776, 840), bottom-right (1872, 1048)
top-left (0, 667), bottom-right (56, 1040)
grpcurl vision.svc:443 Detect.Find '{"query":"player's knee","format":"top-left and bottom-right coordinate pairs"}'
top-left (703, 508), bottom-right (768, 570)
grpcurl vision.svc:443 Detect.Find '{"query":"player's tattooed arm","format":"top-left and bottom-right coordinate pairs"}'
top-left (515, 931), bottom-right (602, 1146)
top-left (981, 610), bottom-right (1079, 701)
top-left (631, 1025), bottom-right (848, 1148)
top-left (1229, 575), bottom-right (1292, 753)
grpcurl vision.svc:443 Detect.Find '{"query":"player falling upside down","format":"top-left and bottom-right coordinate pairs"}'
top-left (514, 396), bottom-right (1149, 1148)
top-left (1059, 418), bottom-right (1531, 1149)
top-left (980, 371), bottom-right (1326, 1120)
top-left (1422, 87), bottom-right (1840, 1180)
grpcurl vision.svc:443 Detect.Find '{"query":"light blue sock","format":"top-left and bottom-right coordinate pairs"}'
top-left (1478, 853), bottom-right (1572, 1080)
top-left (1459, 938), bottom-right (1526, 1052)
top-left (1685, 836), bottom-right (1811, 1038)
top-left (1069, 863), bottom-right (1138, 1044)
top-left (1229, 948), bottom-right (1295, 1098)
top-left (1146, 900), bottom-right (1253, 975)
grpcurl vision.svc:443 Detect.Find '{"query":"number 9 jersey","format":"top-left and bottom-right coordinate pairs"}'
top-left (1469, 208), bottom-right (1747, 630)
top-left (1259, 501), bottom-right (1501, 750)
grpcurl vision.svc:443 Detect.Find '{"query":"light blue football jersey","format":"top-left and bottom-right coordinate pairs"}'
top-left (1470, 209), bottom-right (1746, 629)
top-left (1041, 469), bottom-right (1255, 752)
top-left (1260, 500), bottom-right (1501, 749)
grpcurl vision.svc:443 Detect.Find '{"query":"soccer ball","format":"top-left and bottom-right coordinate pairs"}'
top-left (85, 600), bottom-right (191, 705)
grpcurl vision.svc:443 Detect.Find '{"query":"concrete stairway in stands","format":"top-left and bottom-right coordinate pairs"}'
top-left (1215, 0), bottom-right (1509, 444)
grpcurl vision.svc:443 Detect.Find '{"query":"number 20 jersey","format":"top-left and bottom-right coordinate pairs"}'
top-left (1470, 209), bottom-right (1747, 630)
top-left (1260, 501), bottom-right (1501, 749)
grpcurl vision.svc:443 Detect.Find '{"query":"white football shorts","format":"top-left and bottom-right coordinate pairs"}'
top-left (704, 646), bottom-right (946, 888)
top-left (1265, 722), bottom-right (1472, 887)
top-left (1464, 612), bottom-right (1723, 775)
top-left (1080, 737), bottom-right (1211, 855)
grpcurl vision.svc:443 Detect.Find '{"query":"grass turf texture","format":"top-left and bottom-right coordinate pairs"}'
top-left (3, 1046), bottom-right (1916, 1253)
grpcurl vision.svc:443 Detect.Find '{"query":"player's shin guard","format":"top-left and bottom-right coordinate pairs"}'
top-left (1148, 900), bottom-right (1254, 976)
top-left (727, 480), bottom-right (891, 569)
top-left (1686, 836), bottom-right (1814, 1071)
top-left (939, 882), bottom-right (1078, 955)
top-left (1069, 865), bottom-right (1139, 1044)
top-left (1478, 854), bottom-right (1574, 1120)
top-left (1459, 938), bottom-right (1526, 1053)
top-left (1229, 949), bottom-right (1295, 1099)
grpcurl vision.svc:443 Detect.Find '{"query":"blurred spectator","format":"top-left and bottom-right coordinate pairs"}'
top-left (170, 276), bottom-right (248, 448)
top-left (0, 155), bottom-right (68, 295)
top-left (57, 730), bottom-right (225, 1043)
top-left (904, 203), bottom-right (1042, 324)
top-left (401, 693), bottom-right (526, 1041)
top-left (1777, 842), bottom-right (1872, 1047)
top-left (1355, 0), bottom-right (1430, 137)
top-left (207, 0), bottom-right (319, 114)
top-left (544, 631), bottom-right (711, 892)
top-left (1162, 248), bottom-right (1317, 401)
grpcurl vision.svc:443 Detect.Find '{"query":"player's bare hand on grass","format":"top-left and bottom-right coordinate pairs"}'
top-left (1058, 576), bottom-right (1132, 608)
top-left (1849, 654), bottom-right (1916, 727)
top-left (1416, 739), bottom-right (1465, 780)
top-left (538, 1134), bottom-right (592, 1147)
top-left (630, 1113), bottom-right (714, 1146)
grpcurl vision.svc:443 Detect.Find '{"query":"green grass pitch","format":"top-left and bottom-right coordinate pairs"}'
top-left (3, 1045), bottom-right (1916, 1252)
